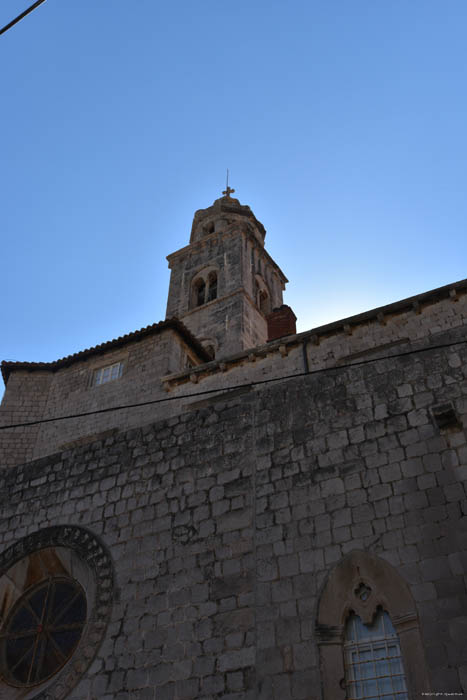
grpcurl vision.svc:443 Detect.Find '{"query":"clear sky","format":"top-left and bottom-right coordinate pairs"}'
top-left (2, 0), bottom-right (467, 383)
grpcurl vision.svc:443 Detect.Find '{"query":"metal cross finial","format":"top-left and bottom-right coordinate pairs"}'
top-left (222, 169), bottom-right (235, 198)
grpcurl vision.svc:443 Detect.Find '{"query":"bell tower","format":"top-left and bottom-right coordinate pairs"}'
top-left (165, 189), bottom-right (289, 359)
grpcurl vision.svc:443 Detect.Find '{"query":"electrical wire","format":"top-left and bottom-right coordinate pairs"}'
top-left (0, 0), bottom-right (47, 37)
top-left (1, 336), bottom-right (465, 431)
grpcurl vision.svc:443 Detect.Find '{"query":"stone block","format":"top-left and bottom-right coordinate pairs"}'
top-left (420, 556), bottom-right (450, 582)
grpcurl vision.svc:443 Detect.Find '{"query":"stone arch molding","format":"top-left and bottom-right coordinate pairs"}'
top-left (316, 550), bottom-right (430, 699)
top-left (0, 525), bottom-right (114, 700)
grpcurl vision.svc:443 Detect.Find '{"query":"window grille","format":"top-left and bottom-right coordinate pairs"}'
top-left (94, 361), bottom-right (123, 386)
top-left (344, 609), bottom-right (409, 700)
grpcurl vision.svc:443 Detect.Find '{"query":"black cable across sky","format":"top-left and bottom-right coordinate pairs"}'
top-left (0, 337), bottom-right (465, 430)
top-left (0, 0), bottom-right (47, 37)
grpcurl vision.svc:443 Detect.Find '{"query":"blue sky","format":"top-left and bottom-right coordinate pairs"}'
top-left (2, 0), bottom-right (467, 379)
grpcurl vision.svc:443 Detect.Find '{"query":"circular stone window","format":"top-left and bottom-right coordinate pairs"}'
top-left (1, 578), bottom-right (87, 687)
top-left (0, 527), bottom-right (113, 700)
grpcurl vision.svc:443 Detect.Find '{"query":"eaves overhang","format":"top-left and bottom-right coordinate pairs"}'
top-left (1, 318), bottom-right (211, 386)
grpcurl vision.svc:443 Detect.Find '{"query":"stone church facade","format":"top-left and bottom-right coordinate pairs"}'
top-left (0, 192), bottom-right (466, 699)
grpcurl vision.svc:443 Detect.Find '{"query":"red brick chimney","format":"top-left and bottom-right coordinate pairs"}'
top-left (266, 305), bottom-right (297, 341)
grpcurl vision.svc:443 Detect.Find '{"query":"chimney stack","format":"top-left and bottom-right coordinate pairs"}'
top-left (267, 305), bottom-right (297, 341)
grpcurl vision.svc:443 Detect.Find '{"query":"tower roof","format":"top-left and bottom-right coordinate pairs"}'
top-left (190, 194), bottom-right (266, 244)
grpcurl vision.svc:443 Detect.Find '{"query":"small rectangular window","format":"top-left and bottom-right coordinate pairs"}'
top-left (94, 362), bottom-right (124, 386)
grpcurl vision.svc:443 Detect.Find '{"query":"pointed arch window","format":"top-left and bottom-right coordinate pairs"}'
top-left (316, 551), bottom-right (431, 700)
top-left (344, 609), bottom-right (409, 699)
top-left (259, 289), bottom-right (270, 315)
top-left (254, 278), bottom-right (259, 304)
top-left (207, 272), bottom-right (217, 302)
top-left (193, 278), bottom-right (206, 307)
top-left (191, 270), bottom-right (219, 309)
top-left (254, 274), bottom-right (271, 315)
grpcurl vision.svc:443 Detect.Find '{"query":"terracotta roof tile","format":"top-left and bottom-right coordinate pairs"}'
top-left (1, 318), bottom-right (211, 385)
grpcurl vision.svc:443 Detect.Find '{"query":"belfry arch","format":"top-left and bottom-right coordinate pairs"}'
top-left (189, 266), bottom-right (219, 309)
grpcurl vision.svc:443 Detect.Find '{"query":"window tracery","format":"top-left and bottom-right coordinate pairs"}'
top-left (1, 578), bottom-right (87, 688)
top-left (190, 269), bottom-right (219, 309)
top-left (315, 551), bottom-right (430, 699)
top-left (0, 526), bottom-right (113, 699)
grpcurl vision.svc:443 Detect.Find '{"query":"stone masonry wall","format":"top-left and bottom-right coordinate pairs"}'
top-left (166, 230), bottom-right (284, 358)
top-left (0, 328), bottom-right (466, 698)
top-left (2, 289), bottom-right (467, 472)
top-left (166, 290), bottom-right (467, 403)
top-left (302, 292), bottom-right (467, 371)
top-left (0, 329), bottom-right (191, 468)
top-left (0, 370), bottom-right (52, 467)
top-left (166, 233), bottom-right (243, 320)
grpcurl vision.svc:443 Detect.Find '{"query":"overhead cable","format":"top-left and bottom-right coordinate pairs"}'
top-left (1, 336), bottom-right (465, 430)
top-left (0, 0), bottom-right (47, 37)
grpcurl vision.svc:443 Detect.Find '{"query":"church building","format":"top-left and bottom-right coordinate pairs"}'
top-left (0, 189), bottom-right (466, 699)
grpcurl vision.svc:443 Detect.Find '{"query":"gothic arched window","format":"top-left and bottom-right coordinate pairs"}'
top-left (316, 551), bottom-right (431, 700)
top-left (193, 278), bottom-right (206, 307)
top-left (259, 289), bottom-right (270, 315)
top-left (207, 272), bottom-right (217, 302)
top-left (191, 270), bottom-right (219, 309)
top-left (344, 609), bottom-right (409, 699)
top-left (254, 275), bottom-right (271, 315)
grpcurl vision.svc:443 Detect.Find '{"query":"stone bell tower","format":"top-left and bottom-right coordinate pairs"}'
top-left (165, 187), bottom-right (289, 359)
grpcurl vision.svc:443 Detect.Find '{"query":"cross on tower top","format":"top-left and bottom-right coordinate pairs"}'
top-left (222, 169), bottom-right (235, 198)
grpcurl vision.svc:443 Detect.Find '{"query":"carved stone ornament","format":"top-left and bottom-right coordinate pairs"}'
top-left (315, 550), bottom-right (431, 699)
top-left (354, 581), bottom-right (372, 602)
top-left (0, 526), bottom-right (114, 700)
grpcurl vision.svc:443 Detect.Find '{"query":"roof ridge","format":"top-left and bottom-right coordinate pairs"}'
top-left (1, 318), bottom-right (211, 384)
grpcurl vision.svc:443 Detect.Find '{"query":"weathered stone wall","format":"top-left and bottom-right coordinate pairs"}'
top-left (166, 229), bottom-right (284, 358)
top-left (0, 330), bottom-right (465, 698)
top-left (302, 292), bottom-right (467, 371)
top-left (244, 233), bottom-right (285, 311)
top-left (0, 329), bottom-right (191, 468)
top-left (166, 233), bottom-right (243, 320)
top-left (0, 370), bottom-right (52, 467)
top-left (166, 289), bottom-right (467, 396)
top-left (2, 289), bottom-right (467, 472)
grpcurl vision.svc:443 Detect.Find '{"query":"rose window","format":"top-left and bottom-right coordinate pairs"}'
top-left (1, 578), bottom-right (87, 688)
